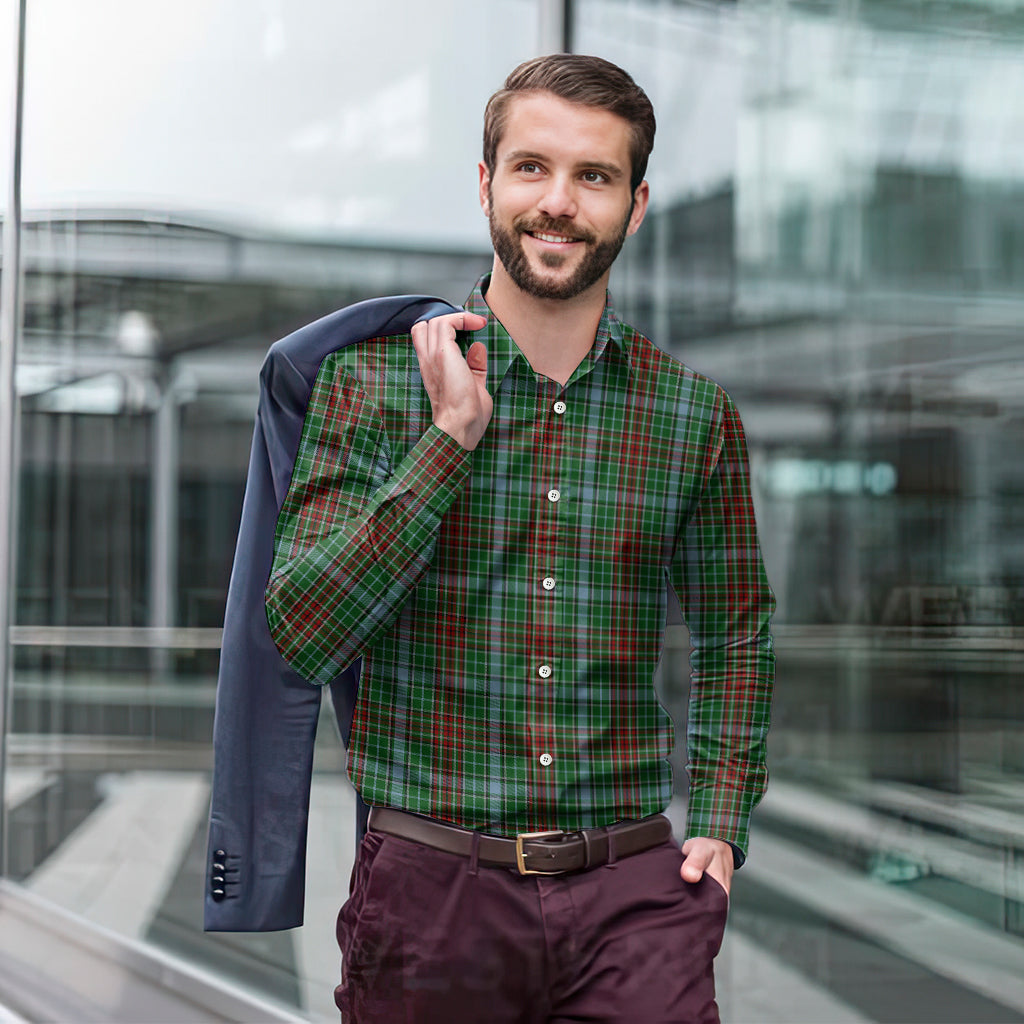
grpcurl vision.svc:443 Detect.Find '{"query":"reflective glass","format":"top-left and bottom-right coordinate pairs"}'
top-left (0, 1), bottom-right (11, 214)
top-left (1, 0), bottom-right (19, 885)
top-left (576, 1), bottom-right (1024, 1020)
top-left (11, 0), bottom-right (1024, 1018)
top-left (8, 1), bottom-right (536, 1018)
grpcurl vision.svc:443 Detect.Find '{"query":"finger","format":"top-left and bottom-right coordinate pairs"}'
top-left (466, 340), bottom-right (488, 376)
top-left (411, 319), bottom-right (429, 354)
top-left (680, 859), bottom-right (705, 883)
top-left (679, 845), bottom-right (712, 883)
top-left (409, 323), bottom-right (425, 364)
top-left (414, 311), bottom-right (486, 335)
top-left (435, 311), bottom-right (487, 343)
top-left (681, 862), bottom-right (707, 883)
top-left (413, 313), bottom-right (488, 377)
top-left (422, 313), bottom-right (464, 353)
top-left (458, 311), bottom-right (489, 332)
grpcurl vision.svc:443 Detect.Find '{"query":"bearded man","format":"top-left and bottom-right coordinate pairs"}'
top-left (266, 53), bottom-right (775, 1024)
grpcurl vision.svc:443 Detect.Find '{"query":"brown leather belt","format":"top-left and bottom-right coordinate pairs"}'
top-left (368, 806), bottom-right (673, 876)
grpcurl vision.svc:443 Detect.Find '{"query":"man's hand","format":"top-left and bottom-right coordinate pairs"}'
top-left (411, 311), bottom-right (490, 451)
top-left (680, 837), bottom-right (734, 896)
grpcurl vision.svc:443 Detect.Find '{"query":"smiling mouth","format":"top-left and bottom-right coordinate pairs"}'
top-left (529, 231), bottom-right (580, 244)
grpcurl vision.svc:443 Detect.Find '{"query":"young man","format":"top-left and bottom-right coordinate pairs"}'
top-left (266, 55), bottom-right (774, 1023)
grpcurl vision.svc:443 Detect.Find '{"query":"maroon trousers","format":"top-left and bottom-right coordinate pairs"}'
top-left (335, 828), bottom-right (728, 1023)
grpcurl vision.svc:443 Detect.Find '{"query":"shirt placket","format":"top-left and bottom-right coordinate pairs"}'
top-left (525, 377), bottom-right (566, 831)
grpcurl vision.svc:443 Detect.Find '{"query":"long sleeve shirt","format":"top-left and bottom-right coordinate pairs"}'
top-left (265, 275), bottom-right (775, 859)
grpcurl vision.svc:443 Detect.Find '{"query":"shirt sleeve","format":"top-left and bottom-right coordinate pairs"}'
top-left (265, 357), bottom-right (471, 685)
top-left (669, 386), bottom-right (776, 865)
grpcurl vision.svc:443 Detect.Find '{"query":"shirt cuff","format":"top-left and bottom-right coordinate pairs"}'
top-left (380, 423), bottom-right (472, 517)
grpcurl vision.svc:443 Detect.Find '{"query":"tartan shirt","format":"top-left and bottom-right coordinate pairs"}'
top-left (266, 274), bottom-right (775, 859)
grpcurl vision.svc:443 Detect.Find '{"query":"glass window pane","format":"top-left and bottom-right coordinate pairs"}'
top-left (10, 2), bottom-right (539, 1019)
top-left (575, 1), bottom-right (1024, 1021)
top-left (0, 1), bottom-right (12, 214)
top-left (22, 0), bottom-right (538, 247)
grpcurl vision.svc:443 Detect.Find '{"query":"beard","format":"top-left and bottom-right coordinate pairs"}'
top-left (488, 188), bottom-right (631, 301)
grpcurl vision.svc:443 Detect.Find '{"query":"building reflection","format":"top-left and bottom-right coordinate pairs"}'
top-left (2, 0), bottom-right (1024, 1021)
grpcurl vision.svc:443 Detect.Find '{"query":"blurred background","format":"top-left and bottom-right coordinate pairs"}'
top-left (0, 0), bottom-right (1023, 1021)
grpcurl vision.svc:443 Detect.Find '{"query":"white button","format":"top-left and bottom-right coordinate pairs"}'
top-left (547, 488), bottom-right (560, 503)
top-left (539, 753), bottom-right (553, 766)
top-left (542, 576), bottom-right (556, 591)
top-left (537, 664), bottom-right (552, 679)
top-left (553, 400), bottom-right (567, 415)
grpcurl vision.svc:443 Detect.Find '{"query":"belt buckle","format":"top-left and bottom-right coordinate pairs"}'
top-left (515, 830), bottom-right (566, 875)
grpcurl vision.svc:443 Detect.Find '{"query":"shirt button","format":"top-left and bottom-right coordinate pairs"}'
top-left (537, 664), bottom-right (552, 679)
top-left (539, 753), bottom-right (553, 766)
top-left (547, 488), bottom-right (560, 503)
top-left (541, 576), bottom-right (556, 591)
top-left (553, 400), bottom-right (567, 415)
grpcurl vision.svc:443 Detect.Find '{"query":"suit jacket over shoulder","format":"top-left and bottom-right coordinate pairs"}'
top-left (204, 294), bottom-right (458, 932)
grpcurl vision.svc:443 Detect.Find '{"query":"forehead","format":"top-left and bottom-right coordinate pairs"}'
top-left (497, 91), bottom-right (632, 170)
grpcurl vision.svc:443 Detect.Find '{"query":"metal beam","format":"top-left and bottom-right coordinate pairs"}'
top-left (148, 364), bottom-right (180, 680)
top-left (537, 0), bottom-right (571, 52)
top-left (0, 0), bottom-right (28, 879)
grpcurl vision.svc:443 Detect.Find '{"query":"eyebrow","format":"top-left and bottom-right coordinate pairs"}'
top-left (502, 150), bottom-right (626, 181)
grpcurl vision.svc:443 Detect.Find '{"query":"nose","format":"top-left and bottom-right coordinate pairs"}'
top-left (536, 174), bottom-right (577, 220)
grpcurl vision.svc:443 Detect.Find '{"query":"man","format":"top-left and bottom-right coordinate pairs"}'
top-left (266, 54), bottom-right (774, 1023)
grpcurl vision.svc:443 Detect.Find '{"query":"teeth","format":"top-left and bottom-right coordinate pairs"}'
top-left (533, 232), bottom-right (575, 243)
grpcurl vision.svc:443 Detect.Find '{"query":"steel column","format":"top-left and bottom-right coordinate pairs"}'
top-left (537, 0), bottom-right (572, 53)
top-left (0, 0), bottom-right (28, 877)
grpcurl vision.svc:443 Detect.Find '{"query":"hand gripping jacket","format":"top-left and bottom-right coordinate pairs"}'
top-left (204, 295), bottom-right (458, 932)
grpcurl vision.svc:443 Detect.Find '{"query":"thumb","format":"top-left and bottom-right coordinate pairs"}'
top-left (466, 340), bottom-right (488, 376)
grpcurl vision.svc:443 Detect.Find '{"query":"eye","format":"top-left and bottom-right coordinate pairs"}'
top-left (517, 162), bottom-right (542, 175)
top-left (581, 170), bottom-right (608, 184)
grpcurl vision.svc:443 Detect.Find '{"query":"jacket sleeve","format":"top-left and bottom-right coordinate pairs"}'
top-left (265, 357), bottom-right (471, 685)
top-left (669, 388), bottom-right (775, 864)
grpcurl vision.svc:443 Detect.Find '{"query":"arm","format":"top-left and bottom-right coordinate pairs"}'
top-left (670, 387), bottom-right (776, 881)
top-left (266, 311), bottom-right (489, 684)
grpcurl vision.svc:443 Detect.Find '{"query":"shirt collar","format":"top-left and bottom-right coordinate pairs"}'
top-left (462, 274), bottom-right (634, 385)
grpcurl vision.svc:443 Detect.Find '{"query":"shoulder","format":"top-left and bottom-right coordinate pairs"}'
top-left (262, 293), bottom-right (457, 393)
top-left (318, 331), bottom-right (418, 383)
top-left (308, 333), bottom-right (428, 432)
top-left (619, 319), bottom-right (730, 417)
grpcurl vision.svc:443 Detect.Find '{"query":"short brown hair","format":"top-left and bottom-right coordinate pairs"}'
top-left (483, 54), bottom-right (656, 193)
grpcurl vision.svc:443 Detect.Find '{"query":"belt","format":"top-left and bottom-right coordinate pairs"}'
top-left (367, 806), bottom-right (673, 876)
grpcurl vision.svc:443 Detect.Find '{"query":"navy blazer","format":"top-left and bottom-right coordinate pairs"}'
top-left (204, 295), bottom-right (458, 932)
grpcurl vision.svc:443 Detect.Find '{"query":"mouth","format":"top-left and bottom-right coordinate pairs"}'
top-left (528, 230), bottom-right (580, 245)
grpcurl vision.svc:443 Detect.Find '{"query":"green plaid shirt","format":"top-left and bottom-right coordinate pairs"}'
top-left (266, 275), bottom-right (774, 857)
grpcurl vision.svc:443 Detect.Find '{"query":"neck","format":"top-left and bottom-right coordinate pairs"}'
top-left (484, 259), bottom-right (608, 386)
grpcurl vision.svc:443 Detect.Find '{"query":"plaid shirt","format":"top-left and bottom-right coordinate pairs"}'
top-left (266, 275), bottom-right (775, 858)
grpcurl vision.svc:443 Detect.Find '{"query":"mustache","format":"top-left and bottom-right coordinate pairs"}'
top-left (513, 216), bottom-right (595, 245)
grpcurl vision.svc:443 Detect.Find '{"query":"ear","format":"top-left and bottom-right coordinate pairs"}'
top-left (478, 161), bottom-right (492, 216)
top-left (625, 180), bottom-right (650, 237)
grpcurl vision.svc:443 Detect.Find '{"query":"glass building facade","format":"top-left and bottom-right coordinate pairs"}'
top-left (1, 1), bottom-right (1023, 1020)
